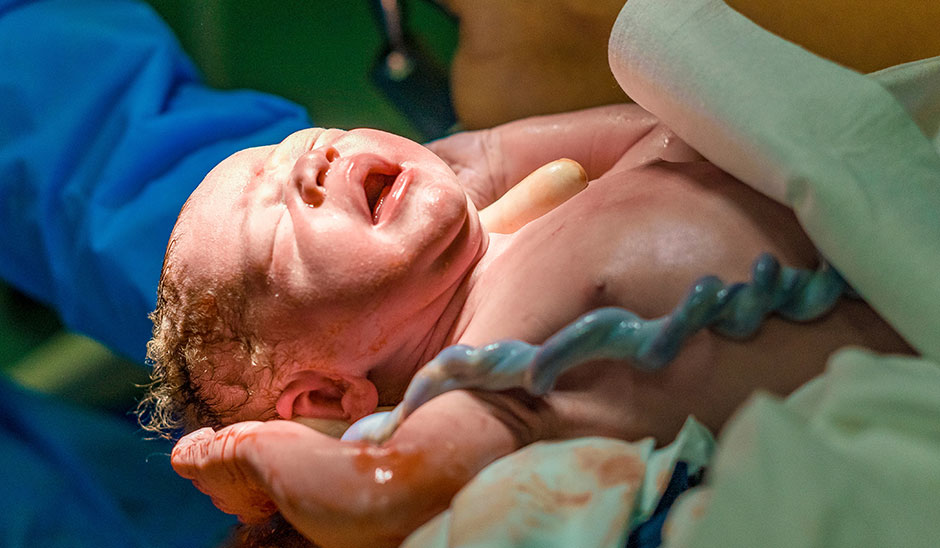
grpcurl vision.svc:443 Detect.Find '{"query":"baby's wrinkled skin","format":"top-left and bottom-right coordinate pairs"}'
top-left (166, 126), bottom-right (485, 427)
top-left (166, 105), bottom-right (911, 548)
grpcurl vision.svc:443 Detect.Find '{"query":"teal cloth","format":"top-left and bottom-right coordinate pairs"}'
top-left (405, 419), bottom-right (714, 548)
top-left (665, 351), bottom-right (940, 548)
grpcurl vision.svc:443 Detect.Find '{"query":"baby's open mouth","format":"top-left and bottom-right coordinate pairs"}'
top-left (363, 167), bottom-right (402, 224)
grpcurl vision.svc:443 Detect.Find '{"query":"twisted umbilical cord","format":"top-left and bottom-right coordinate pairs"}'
top-left (343, 253), bottom-right (850, 443)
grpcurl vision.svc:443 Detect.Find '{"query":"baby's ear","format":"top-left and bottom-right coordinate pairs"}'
top-left (275, 370), bottom-right (378, 422)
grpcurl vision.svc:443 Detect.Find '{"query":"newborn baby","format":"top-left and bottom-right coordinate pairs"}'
top-left (150, 105), bottom-right (909, 547)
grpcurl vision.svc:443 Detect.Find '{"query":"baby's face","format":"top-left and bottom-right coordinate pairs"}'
top-left (172, 128), bottom-right (485, 423)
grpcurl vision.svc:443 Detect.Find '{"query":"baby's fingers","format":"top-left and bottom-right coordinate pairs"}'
top-left (171, 423), bottom-right (277, 523)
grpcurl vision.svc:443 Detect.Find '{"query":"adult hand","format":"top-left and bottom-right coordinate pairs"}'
top-left (171, 389), bottom-right (547, 548)
top-left (427, 103), bottom-right (701, 209)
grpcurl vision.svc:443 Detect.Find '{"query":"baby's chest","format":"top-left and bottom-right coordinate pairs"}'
top-left (460, 166), bottom-right (793, 347)
top-left (462, 205), bottom-right (673, 346)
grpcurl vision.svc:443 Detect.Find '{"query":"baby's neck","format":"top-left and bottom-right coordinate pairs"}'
top-left (423, 232), bottom-right (514, 352)
top-left (404, 162), bottom-right (587, 372)
top-left (397, 234), bottom-right (512, 368)
top-left (369, 232), bottom-right (511, 402)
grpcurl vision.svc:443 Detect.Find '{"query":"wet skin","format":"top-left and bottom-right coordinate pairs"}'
top-left (171, 127), bottom-right (487, 424)
top-left (170, 105), bottom-right (911, 548)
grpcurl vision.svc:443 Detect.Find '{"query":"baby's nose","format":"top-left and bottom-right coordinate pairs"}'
top-left (290, 147), bottom-right (338, 206)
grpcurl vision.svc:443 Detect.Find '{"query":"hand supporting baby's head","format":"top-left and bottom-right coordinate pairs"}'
top-left (140, 128), bottom-right (487, 438)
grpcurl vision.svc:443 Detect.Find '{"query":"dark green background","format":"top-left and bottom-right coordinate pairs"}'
top-left (148, 0), bottom-right (458, 140)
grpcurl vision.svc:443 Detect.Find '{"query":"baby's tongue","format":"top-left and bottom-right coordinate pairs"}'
top-left (363, 172), bottom-right (395, 222)
top-left (372, 184), bottom-right (393, 223)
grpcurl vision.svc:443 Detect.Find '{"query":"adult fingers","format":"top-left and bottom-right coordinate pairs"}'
top-left (171, 423), bottom-right (277, 523)
top-left (428, 104), bottom-right (684, 205)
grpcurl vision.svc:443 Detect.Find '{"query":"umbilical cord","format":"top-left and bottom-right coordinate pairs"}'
top-left (343, 253), bottom-right (850, 443)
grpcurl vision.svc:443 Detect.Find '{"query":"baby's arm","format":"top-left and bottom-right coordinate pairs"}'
top-left (172, 389), bottom-right (544, 548)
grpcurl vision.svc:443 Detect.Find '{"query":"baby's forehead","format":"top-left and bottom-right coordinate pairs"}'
top-left (197, 146), bottom-right (270, 201)
top-left (169, 146), bottom-right (274, 278)
top-left (172, 156), bottom-right (251, 239)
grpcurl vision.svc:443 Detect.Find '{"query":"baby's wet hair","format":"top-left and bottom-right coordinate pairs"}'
top-left (138, 232), bottom-right (262, 438)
